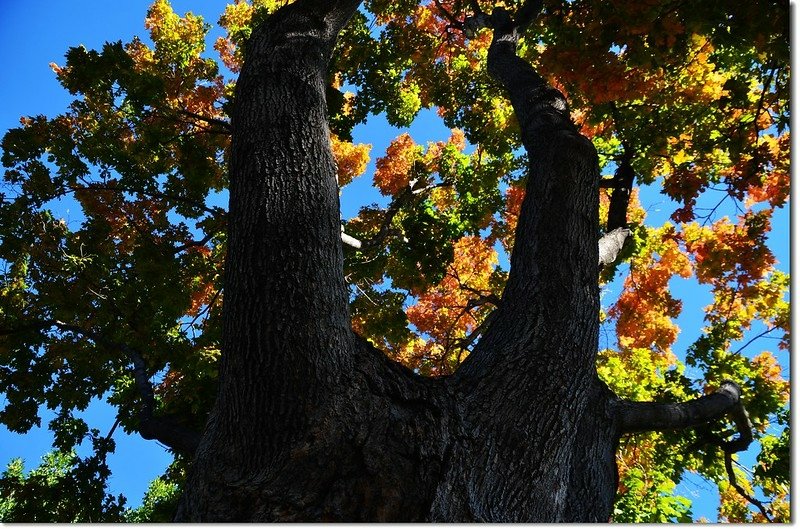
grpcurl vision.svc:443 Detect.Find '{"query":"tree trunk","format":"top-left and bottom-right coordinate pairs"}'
top-left (175, 1), bottom-right (749, 522)
top-left (426, 10), bottom-right (619, 521)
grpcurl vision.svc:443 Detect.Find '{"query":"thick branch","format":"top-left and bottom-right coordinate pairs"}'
top-left (605, 154), bottom-right (635, 231)
top-left (599, 177), bottom-right (617, 189)
top-left (724, 393), bottom-right (754, 452)
top-left (57, 322), bottom-right (201, 454)
top-left (617, 381), bottom-right (750, 441)
top-left (484, 9), bottom-right (574, 147)
top-left (320, 0), bottom-right (364, 36)
top-left (341, 227), bottom-right (362, 248)
top-left (598, 227), bottom-right (630, 267)
top-left (138, 415), bottom-right (202, 455)
top-left (463, 0), bottom-right (543, 35)
top-left (606, 105), bottom-right (636, 231)
top-left (683, 398), bottom-right (770, 520)
top-left (455, 3), bottom-right (600, 385)
top-left (620, 383), bottom-right (762, 518)
top-left (513, 0), bottom-right (544, 32)
top-left (1, 319), bottom-right (201, 454)
top-left (54, 321), bottom-right (201, 454)
top-left (276, 0), bottom-right (363, 41)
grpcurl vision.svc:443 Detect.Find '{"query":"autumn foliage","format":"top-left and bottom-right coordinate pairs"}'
top-left (0, 0), bottom-right (789, 522)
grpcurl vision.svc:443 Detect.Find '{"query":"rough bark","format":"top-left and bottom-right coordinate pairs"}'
top-left (175, 1), bottom-right (455, 520)
top-left (427, 8), bottom-right (617, 521)
top-left (599, 227), bottom-right (630, 267)
top-left (174, 1), bottom-right (751, 522)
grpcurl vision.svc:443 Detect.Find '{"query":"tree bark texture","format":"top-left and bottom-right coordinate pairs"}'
top-left (175, 1), bottom-right (750, 522)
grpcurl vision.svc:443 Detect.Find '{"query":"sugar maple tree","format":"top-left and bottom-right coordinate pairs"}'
top-left (0, 0), bottom-right (789, 522)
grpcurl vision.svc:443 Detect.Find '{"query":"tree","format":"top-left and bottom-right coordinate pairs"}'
top-left (0, 0), bottom-right (789, 522)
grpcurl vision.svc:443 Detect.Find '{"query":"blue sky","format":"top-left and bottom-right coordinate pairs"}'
top-left (0, 0), bottom-right (792, 519)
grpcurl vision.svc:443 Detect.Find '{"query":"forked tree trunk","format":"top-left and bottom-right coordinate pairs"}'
top-left (175, 1), bottom-right (748, 522)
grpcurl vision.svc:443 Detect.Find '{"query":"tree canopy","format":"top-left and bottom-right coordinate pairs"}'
top-left (0, 0), bottom-right (789, 522)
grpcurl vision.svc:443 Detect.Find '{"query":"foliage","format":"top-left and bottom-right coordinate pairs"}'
top-left (124, 462), bottom-right (185, 522)
top-left (0, 435), bottom-right (125, 522)
top-left (0, 0), bottom-right (789, 522)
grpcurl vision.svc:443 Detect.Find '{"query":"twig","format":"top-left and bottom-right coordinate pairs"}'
top-left (105, 417), bottom-right (121, 440)
top-left (732, 327), bottom-right (777, 356)
top-left (724, 451), bottom-right (773, 521)
top-left (178, 109), bottom-right (231, 132)
top-left (432, 0), bottom-right (463, 28)
top-left (174, 231), bottom-right (217, 254)
top-left (68, 184), bottom-right (224, 216)
top-left (186, 288), bottom-right (223, 329)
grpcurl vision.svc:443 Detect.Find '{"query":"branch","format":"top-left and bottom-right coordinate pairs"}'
top-left (340, 226), bottom-right (362, 249)
top-left (722, 391), bottom-right (753, 452)
top-left (454, 0), bottom-right (598, 383)
top-left (732, 326), bottom-right (777, 356)
top-left (68, 184), bottom-right (223, 217)
top-left (604, 104), bottom-right (638, 232)
top-left (467, 0), bottom-right (484, 16)
top-left (724, 451), bottom-right (773, 521)
top-left (185, 288), bottom-right (223, 332)
top-left (321, 0), bottom-right (365, 37)
top-left (432, 0), bottom-right (463, 29)
top-left (752, 64), bottom-right (777, 139)
top-left (686, 399), bottom-right (772, 520)
top-left (617, 381), bottom-right (750, 439)
top-left (352, 181), bottom-right (450, 253)
top-left (463, 12), bottom-right (492, 38)
top-left (598, 227), bottom-right (630, 267)
top-left (105, 417), bottom-right (121, 440)
top-left (265, 0), bottom-right (363, 41)
top-left (1, 319), bottom-right (201, 455)
top-left (464, 291), bottom-right (501, 308)
top-left (173, 231), bottom-right (217, 254)
top-left (605, 152), bottom-right (635, 231)
top-left (599, 178), bottom-right (617, 189)
top-left (454, 307), bottom-right (497, 352)
top-left (138, 414), bottom-right (202, 456)
top-left (483, 8), bottom-right (574, 147)
top-left (53, 322), bottom-right (201, 454)
top-left (513, 0), bottom-right (544, 32)
top-left (178, 110), bottom-right (231, 132)
top-left (358, 185), bottom-right (417, 252)
top-left (463, 0), bottom-right (543, 37)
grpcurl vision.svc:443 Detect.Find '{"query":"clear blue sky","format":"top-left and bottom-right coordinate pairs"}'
top-left (0, 0), bottom-right (792, 518)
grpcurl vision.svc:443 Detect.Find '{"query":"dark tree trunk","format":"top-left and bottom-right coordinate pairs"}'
top-left (426, 10), bottom-right (619, 521)
top-left (175, 1), bottom-right (750, 522)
